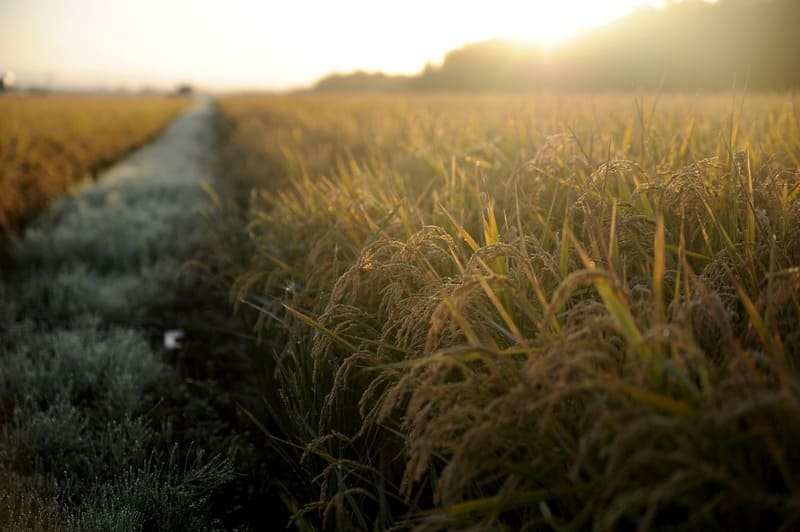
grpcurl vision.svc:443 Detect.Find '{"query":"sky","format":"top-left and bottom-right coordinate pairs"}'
top-left (1, 0), bottom-right (669, 91)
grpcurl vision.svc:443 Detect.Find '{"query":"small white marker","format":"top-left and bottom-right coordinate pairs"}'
top-left (163, 329), bottom-right (185, 350)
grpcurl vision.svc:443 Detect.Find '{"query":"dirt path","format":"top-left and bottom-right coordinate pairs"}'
top-left (6, 99), bottom-right (217, 323)
top-left (1, 100), bottom-right (242, 531)
top-left (102, 97), bottom-right (217, 187)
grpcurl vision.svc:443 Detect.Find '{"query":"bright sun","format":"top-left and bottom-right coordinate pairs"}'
top-left (298, 0), bottom-right (669, 82)
top-left (460, 0), bottom-right (668, 48)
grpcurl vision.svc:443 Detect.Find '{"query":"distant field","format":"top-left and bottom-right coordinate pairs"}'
top-left (216, 92), bottom-right (800, 529)
top-left (0, 95), bottom-right (187, 236)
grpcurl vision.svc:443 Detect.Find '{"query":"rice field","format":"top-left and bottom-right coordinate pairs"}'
top-left (0, 95), bottom-right (187, 237)
top-left (215, 92), bottom-right (800, 529)
top-left (3, 90), bottom-right (800, 530)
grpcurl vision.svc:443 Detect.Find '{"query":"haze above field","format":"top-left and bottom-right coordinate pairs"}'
top-left (2, 0), bottom-right (669, 91)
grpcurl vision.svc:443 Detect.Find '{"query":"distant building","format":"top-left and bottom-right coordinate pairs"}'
top-left (0, 71), bottom-right (16, 91)
top-left (175, 84), bottom-right (194, 97)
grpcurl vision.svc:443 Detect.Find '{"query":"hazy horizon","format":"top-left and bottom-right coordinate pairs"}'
top-left (1, 0), bottom-right (674, 92)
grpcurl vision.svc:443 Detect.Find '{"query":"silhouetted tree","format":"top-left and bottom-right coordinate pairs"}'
top-left (314, 70), bottom-right (412, 91)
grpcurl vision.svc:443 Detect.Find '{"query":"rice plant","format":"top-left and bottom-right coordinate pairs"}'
top-left (216, 91), bottom-right (800, 529)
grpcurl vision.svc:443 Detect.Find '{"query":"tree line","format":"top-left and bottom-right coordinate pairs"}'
top-left (314, 0), bottom-right (800, 91)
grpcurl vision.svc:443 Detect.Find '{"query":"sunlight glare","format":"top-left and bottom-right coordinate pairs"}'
top-left (488, 0), bottom-right (667, 48)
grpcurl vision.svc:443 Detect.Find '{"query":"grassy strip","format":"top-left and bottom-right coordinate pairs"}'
top-left (0, 102), bottom-right (249, 531)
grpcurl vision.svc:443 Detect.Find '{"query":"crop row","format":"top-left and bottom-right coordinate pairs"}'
top-left (215, 92), bottom-right (800, 529)
top-left (0, 95), bottom-right (187, 236)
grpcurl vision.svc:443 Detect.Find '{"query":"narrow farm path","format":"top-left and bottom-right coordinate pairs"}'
top-left (8, 98), bottom-right (218, 325)
top-left (0, 100), bottom-right (250, 530)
